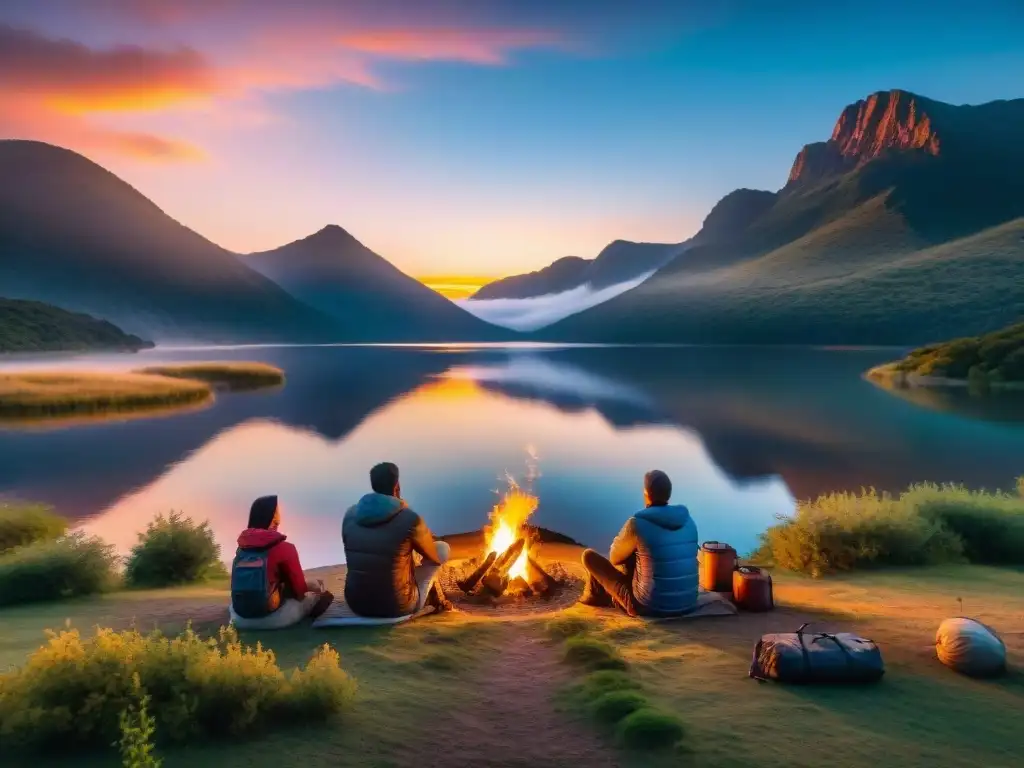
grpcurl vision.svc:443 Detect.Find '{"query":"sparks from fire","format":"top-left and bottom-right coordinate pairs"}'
top-left (485, 447), bottom-right (540, 581)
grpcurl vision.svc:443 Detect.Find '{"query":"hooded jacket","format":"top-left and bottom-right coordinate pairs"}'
top-left (234, 528), bottom-right (309, 612)
top-left (342, 493), bottom-right (442, 618)
top-left (609, 504), bottom-right (698, 616)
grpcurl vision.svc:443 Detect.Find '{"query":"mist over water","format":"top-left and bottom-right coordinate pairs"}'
top-left (2, 344), bottom-right (1022, 569)
top-left (457, 271), bottom-right (655, 331)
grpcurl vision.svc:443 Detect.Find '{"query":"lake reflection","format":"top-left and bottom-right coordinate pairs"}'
top-left (1, 345), bottom-right (1022, 568)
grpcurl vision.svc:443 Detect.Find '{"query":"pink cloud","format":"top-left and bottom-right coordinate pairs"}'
top-left (339, 28), bottom-right (567, 65)
top-left (0, 24), bottom-right (217, 113)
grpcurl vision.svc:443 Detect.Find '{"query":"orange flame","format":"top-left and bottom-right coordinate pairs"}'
top-left (484, 447), bottom-right (540, 580)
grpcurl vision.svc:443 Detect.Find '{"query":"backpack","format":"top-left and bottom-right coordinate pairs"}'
top-left (231, 545), bottom-right (280, 619)
top-left (749, 623), bottom-right (885, 684)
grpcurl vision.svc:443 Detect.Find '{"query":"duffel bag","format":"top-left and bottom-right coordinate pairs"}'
top-left (750, 623), bottom-right (884, 684)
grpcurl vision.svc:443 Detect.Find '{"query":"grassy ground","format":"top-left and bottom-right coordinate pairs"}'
top-left (0, 362), bottom-right (283, 424)
top-left (1, 561), bottom-right (1021, 768)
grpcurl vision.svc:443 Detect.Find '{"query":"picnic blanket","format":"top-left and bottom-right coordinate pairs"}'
top-left (312, 601), bottom-right (435, 628)
top-left (582, 589), bottom-right (738, 621)
top-left (647, 589), bottom-right (738, 620)
top-left (312, 564), bottom-right (439, 628)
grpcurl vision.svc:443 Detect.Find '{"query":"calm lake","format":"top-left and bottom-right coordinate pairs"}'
top-left (2, 344), bottom-right (1023, 568)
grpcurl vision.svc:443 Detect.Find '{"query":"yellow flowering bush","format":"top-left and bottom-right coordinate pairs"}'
top-left (0, 624), bottom-right (356, 753)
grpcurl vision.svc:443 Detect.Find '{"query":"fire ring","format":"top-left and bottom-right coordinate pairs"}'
top-left (437, 558), bottom-right (585, 616)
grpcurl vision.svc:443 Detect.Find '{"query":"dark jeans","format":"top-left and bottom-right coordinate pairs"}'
top-left (581, 549), bottom-right (639, 617)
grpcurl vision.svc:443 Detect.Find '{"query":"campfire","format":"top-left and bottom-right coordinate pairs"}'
top-left (441, 451), bottom-right (576, 608)
top-left (454, 477), bottom-right (558, 599)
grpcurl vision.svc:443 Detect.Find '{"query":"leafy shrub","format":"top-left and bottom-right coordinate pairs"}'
top-left (753, 489), bottom-right (963, 577)
top-left (0, 533), bottom-right (119, 605)
top-left (615, 708), bottom-right (685, 750)
top-left (0, 625), bottom-right (356, 753)
top-left (589, 690), bottom-right (649, 723)
top-left (906, 483), bottom-right (1024, 564)
top-left (563, 635), bottom-right (627, 671)
top-left (754, 481), bottom-right (1024, 575)
top-left (124, 513), bottom-right (224, 588)
top-left (118, 674), bottom-right (161, 768)
top-left (544, 615), bottom-right (596, 640)
top-left (0, 503), bottom-right (67, 554)
top-left (578, 670), bottom-right (642, 699)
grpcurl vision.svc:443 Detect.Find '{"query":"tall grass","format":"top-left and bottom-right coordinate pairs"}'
top-left (124, 513), bottom-right (225, 589)
top-left (0, 625), bottom-right (356, 753)
top-left (0, 503), bottom-right (67, 554)
top-left (0, 372), bottom-right (211, 419)
top-left (136, 362), bottom-right (284, 391)
top-left (0, 533), bottom-right (119, 606)
top-left (755, 478), bottom-right (1024, 576)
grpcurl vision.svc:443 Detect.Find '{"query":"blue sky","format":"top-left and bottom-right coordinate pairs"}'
top-left (1, 0), bottom-right (1022, 279)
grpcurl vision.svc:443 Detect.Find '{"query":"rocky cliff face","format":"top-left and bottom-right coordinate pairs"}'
top-left (788, 90), bottom-right (942, 186)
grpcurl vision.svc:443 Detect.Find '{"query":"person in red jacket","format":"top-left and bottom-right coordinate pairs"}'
top-left (230, 495), bottom-right (332, 629)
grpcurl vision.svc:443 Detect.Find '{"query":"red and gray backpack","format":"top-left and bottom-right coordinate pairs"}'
top-left (231, 543), bottom-right (280, 619)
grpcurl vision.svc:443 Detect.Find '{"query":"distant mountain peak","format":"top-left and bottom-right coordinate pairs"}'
top-left (305, 223), bottom-right (359, 244)
top-left (788, 89), bottom-right (943, 186)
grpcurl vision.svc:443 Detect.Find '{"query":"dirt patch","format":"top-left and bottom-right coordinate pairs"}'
top-left (427, 625), bottom-right (621, 768)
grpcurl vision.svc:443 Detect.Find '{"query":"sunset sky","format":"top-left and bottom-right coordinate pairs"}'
top-left (2, 1), bottom-right (1022, 290)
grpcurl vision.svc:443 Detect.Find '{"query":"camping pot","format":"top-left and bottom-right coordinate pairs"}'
top-left (732, 566), bottom-right (774, 612)
top-left (699, 541), bottom-right (737, 593)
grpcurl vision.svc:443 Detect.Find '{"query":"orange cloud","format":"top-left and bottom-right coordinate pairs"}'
top-left (339, 28), bottom-right (566, 65)
top-left (91, 130), bottom-right (207, 162)
top-left (0, 24), bottom-right (217, 113)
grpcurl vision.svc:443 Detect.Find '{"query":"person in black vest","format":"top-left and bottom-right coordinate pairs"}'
top-left (342, 462), bottom-right (453, 617)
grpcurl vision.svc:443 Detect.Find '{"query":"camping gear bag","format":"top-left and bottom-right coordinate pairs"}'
top-left (935, 617), bottom-right (1007, 678)
top-left (231, 546), bottom-right (279, 619)
top-left (732, 566), bottom-right (774, 612)
top-left (699, 541), bottom-right (737, 592)
top-left (750, 624), bottom-right (884, 683)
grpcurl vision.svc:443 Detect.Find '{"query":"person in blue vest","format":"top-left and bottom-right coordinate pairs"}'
top-left (578, 470), bottom-right (698, 617)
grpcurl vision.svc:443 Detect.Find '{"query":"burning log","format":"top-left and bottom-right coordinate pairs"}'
top-left (526, 554), bottom-right (556, 596)
top-left (481, 537), bottom-right (525, 597)
top-left (457, 551), bottom-right (496, 594)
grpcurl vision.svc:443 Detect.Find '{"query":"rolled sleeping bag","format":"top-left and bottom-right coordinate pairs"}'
top-left (935, 617), bottom-right (1007, 678)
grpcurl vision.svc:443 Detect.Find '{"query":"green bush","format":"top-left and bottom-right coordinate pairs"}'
top-left (578, 670), bottom-right (642, 699)
top-left (0, 503), bottom-right (67, 554)
top-left (615, 708), bottom-right (685, 750)
top-left (589, 690), bottom-right (649, 723)
top-left (753, 488), bottom-right (963, 576)
top-left (544, 615), bottom-right (596, 640)
top-left (906, 483), bottom-right (1024, 564)
top-left (0, 625), bottom-right (356, 753)
top-left (0, 533), bottom-right (119, 605)
top-left (754, 481), bottom-right (1024, 575)
top-left (118, 674), bottom-right (161, 768)
top-left (563, 635), bottom-right (627, 671)
top-left (124, 513), bottom-right (224, 588)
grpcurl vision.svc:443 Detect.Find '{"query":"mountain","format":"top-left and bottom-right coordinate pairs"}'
top-left (472, 256), bottom-right (592, 300)
top-left (471, 240), bottom-right (684, 301)
top-left (0, 297), bottom-right (152, 353)
top-left (246, 225), bottom-right (506, 342)
top-left (540, 89), bottom-right (1024, 345)
top-left (0, 140), bottom-right (341, 343)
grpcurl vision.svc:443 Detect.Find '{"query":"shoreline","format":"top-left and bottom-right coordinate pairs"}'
top-left (865, 362), bottom-right (1024, 391)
